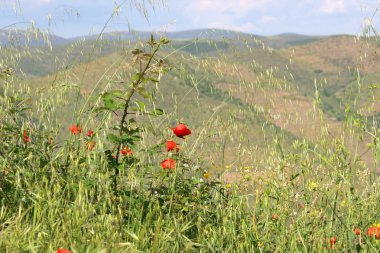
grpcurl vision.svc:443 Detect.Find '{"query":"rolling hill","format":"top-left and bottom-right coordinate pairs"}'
top-left (2, 29), bottom-right (379, 171)
top-left (1, 28), bottom-right (323, 48)
top-left (0, 29), bottom-right (70, 47)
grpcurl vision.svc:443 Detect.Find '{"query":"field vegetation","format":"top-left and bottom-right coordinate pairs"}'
top-left (1, 1), bottom-right (380, 252)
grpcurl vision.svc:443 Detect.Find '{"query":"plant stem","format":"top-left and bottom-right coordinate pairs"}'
top-left (113, 42), bottom-right (162, 195)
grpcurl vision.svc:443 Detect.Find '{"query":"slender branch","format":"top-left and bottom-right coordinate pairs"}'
top-left (113, 41), bottom-right (163, 193)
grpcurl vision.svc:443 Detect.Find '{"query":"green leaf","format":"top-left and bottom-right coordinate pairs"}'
top-left (125, 128), bottom-right (141, 135)
top-left (131, 135), bottom-right (141, 141)
top-left (120, 134), bottom-right (141, 145)
top-left (291, 172), bottom-right (300, 181)
top-left (107, 133), bottom-right (121, 144)
top-left (132, 73), bottom-right (143, 82)
top-left (160, 37), bottom-right (170, 44)
top-left (128, 118), bottom-right (136, 124)
top-left (136, 87), bottom-right (151, 99)
top-left (20, 107), bottom-right (31, 112)
top-left (93, 107), bottom-right (108, 114)
top-left (149, 108), bottom-right (164, 116)
top-left (111, 90), bottom-right (124, 97)
top-left (102, 92), bottom-right (124, 111)
top-left (105, 150), bottom-right (117, 166)
top-left (149, 77), bottom-right (159, 83)
top-left (121, 136), bottom-right (133, 144)
top-left (102, 92), bottom-right (118, 110)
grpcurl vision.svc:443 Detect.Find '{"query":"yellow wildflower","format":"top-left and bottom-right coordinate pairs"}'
top-left (203, 171), bottom-right (210, 180)
top-left (308, 181), bottom-right (318, 191)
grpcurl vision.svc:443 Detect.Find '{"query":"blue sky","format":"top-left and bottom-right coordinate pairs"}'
top-left (0, 0), bottom-right (379, 38)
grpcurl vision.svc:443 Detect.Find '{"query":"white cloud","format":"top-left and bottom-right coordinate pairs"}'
top-left (208, 21), bottom-right (258, 33)
top-left (184, 0), bottom-right (272, 33)
top-left (189, 0), bottom-right (271, 15)
top-left (318, 0), bottom-right (349, 14)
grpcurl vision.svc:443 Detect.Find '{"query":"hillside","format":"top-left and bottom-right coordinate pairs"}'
top-left (280, 35), bottom-right (380, 116)
top-left (20, 49), bottom-right (298, 170)
top-left (0, 28), bottom-right (322, 49)
top-left (3, 30), bottom-right (379, 170)
top-left (0, 29), bottom-right (69, 47)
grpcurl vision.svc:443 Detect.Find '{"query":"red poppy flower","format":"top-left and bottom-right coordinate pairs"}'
top-left (367, 226), bottom-right (380, 239)
top-left (330, 236), bottom-right (337, 248)
top-left (121, 147), bottom-right (133, 156)
top-left (161, 158), bottom-right (176, 170)
top-left (271, 214), bottom-right (278, 220)
top-left (56, 249), bottom-right (71, 253)
top-left (69, 125), bottom-right (82, 135)
top-left (22, 130), bottom-right (30, 143)
top-left (171, 124), bottom-right (191, 139)
top-left (354, 228), bottom-right (361, 235)
top-left (166, 140), bottom-right (179, 152)
top-left (87, 130), bottom-right (94, 137)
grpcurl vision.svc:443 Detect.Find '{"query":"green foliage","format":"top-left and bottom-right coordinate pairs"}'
top-left (3, 14), bottom-right (380, 253)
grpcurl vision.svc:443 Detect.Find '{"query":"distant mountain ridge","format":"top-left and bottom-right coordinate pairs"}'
top-left (0, 29), bottom-right (70, 47)
top-left (0, 28), bottom-right (328, 48)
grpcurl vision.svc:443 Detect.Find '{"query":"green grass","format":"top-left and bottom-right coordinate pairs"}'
top-left (2, 24), bottom-right (380, 253)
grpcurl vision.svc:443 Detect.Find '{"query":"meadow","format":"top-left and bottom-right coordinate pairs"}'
top-left (1, 3), bottom-right (380, 252)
